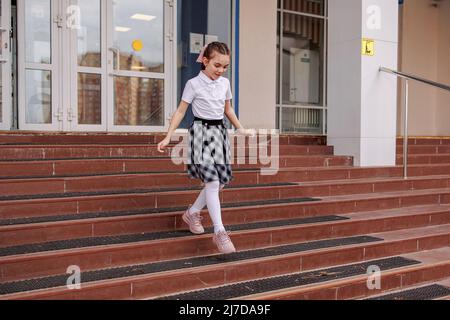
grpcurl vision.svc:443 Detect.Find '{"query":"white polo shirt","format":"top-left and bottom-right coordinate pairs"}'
top-left (181, 71), bottom-right (233, 120)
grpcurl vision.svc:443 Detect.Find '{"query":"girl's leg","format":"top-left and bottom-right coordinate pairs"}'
top-left (189, 188), bottom-right (207, 214)
top-left (204, 180), bottom-right (226, 234)
top-left (190, 183), bottom-right (225, 214)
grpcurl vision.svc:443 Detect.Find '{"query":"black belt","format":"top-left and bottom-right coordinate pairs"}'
top-left (193, 117), bottom-right (224, 126)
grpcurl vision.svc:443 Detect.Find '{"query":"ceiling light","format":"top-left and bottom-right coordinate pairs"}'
top-left (131, 14), bottom-right (156, 21)
top-left (115, 26), bottom-right (131, 32)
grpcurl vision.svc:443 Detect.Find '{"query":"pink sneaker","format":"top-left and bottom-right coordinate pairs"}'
top-left (213, 230), bottom-right (236, 254)
top-left (182, 207), bottom-right (204, 234)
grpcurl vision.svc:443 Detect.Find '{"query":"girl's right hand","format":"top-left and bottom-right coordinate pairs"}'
top-left (236, 128), bottom-right (257, 138)
top-left (157, 137), bottom-right (171, 153)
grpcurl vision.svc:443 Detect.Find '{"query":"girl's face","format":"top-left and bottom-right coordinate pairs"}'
top-left (202, 52), bottom-right (230, 80)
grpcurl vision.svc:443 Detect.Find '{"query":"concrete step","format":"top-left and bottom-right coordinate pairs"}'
top-left (396, 138), bottom-right (450, 146)
top-left (396, 145), bottom-right (450, 155)
top-left (0, 144), bottom-right (334, 160)
top-left (0, 133), bottom-right (326, 146)
top-left (1, 194), bottom-right (449, 248)
top-left (232, 246), bottom-right (450, 300)
top-left (362, 277), bottom-right (450, 300)
top-left (0, 155), bottom-right (353, 179)
top-left (1, 163), bottom-right (450, 197)
top-left (0, 174), bottom-right (449, 220)
top-left (1, 225), bottom-right (448, 300)
top-left (0, 201), bottom-right (449, 283)
top-left (397, 154), bottom-right (450, 165)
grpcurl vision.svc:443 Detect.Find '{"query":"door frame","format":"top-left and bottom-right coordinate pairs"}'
top-left (0, 0), bottom-right (12, 131)
top-left (17, 0), bottom-right (175, 132)
top-left (17, 0), bottom-right (61, 131)
top-left (66, 0), bottom-right (107, 132)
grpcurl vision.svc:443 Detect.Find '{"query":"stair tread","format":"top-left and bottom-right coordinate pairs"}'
top-left (0, 204), bottom-right (448, 261)
top-left (233, 247), bottom-right (450, 300)
top-left (0, 163), bottom-right (445, 183)
top-left (1, 225), bottom-right (449, 299)
top-left (363, 278), bottom-right (450, 300)
top-left (2, 187), bottom-right (450, 227)
top-left (1, 174), bottom-right (450, 203)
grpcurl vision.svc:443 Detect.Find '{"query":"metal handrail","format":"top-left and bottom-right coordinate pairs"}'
top-left (380, 67), bottom-right (450, 179)
top-left (380, 67), bottom-right (450, 92)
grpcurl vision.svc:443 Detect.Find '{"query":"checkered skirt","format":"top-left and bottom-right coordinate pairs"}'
top-left (187, 120), bottom-right (234, 185)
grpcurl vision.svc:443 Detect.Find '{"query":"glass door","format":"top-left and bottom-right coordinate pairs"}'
top-left (0, 0), bottom-right (12, 130)
top-left (106, 0), bottom-right (172, 132)
top-left (66, 0), bottom-right (106, 131)
top-left (17, 0), bottom-right (173, 132)
top-left (18, 0), bottom-right (61, 131)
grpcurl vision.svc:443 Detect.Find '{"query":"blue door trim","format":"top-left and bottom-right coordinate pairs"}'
top-left (234, 0), bottom-right (240, 118)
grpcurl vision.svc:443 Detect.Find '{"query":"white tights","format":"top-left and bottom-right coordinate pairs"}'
top-left (189, 180), bottom-right (225, 234)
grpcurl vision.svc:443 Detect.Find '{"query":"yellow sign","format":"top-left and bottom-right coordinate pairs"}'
top-left (362, 39), bottom-right (375, 56)
top-left (132, 40), bottom-right (144, 52)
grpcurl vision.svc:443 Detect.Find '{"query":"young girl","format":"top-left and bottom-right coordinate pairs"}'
top-left (157, 42), bottom-right (253, 254)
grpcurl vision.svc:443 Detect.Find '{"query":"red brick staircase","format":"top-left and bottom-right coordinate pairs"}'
top-left (0, 133), bottom-right (449, 300)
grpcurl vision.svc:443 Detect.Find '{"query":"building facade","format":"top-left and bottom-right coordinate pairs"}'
top-left (0, 0), bottom-right (449, 164)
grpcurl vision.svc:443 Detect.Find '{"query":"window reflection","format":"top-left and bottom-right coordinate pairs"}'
top-left (0, 64), bottom-right (3, 122)
top-left (78, 73), bottom-right (101, 125)
top-left (282, 12), bottom-right (324, 106)
top-left (26, 70), bottom-right (51, 124)
top-left (25, 0), bottom-right (51, 64)
top-left (113, 0), bottom-right (164, 73)
top-left (114, 76), bottom-right (164, 126)
top-left (77, 0), bottom-right (101, 68)
top-left (282, 0), bottom-right (325, 16)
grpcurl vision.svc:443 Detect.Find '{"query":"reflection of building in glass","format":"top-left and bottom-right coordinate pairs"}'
top-left (0, 65), bottom-right (3, 121)
top-left (26, 70), bottom-right (51, 124)
top-left (282, 0), bottom-right (323, 45)
top-left (77, 52), bottom-right (102, 125)
top-left (115, 54), bottom-right (164, 126)
top-left (78, 75), bottom-right (101, 125)
top-left (76, 51), bottom-right (164, 126)
top-left (78, 45), bottom-right (101, 68)
top-left (279, 0), bottom-right (324, 133)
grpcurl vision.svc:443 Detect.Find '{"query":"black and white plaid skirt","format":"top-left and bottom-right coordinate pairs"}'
top-left (187, 118), bottom-right (234, 185)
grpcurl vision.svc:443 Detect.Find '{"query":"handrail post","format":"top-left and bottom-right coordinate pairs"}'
top-left (379, 66), bottom-right (450, 179)
top-left (403, 79), bottom-right (409, 179)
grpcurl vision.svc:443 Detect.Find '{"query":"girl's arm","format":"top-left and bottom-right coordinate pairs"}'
top-left (224, 100), bottom-right (244, 130)
top-left (157, 101), bottom-right (189, 153)
top-left (225, 101), bottom-right (256, 137)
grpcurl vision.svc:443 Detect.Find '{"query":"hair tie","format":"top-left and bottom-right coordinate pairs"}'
top-left (196, 45), bottom-right (208, 63)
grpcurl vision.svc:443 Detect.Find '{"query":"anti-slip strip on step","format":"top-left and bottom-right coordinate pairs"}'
top-left (366, 284), bottom-right (450, 300)
top-left (0, 194), bottom-right (316, 227)
top-left (0, 156), bottom-right (173, 162)
top-left (0, 182), bottom-right (299, 203)
top-left (0, 214), bottom-right (343, 257)
top-left (0, 235), bottom-right (380, 295)
top-left (156, 256), bottom-right (421, 300)
top-left (0, 168), bottom-right (262, 181)
top-left (0, 152), bottom-right (294, 162)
